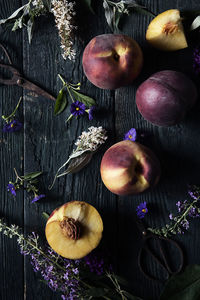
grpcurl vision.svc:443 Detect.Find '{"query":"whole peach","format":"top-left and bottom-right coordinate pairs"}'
top-left (100, 140), bottom-right (161, 196)
top-left (82, 34), bottom-right (143, 89)
top-left (136, 70), bottom-right (198, 126)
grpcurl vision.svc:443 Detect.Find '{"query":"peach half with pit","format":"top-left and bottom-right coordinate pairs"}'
top-left (82, 34), bottom-right (143, 89)
top-left (100, 140), bottom-right (161, 196)
top-left (45, 201), bottom-right (103, 259)
top-left (146, 9), bottom-right (188, 51)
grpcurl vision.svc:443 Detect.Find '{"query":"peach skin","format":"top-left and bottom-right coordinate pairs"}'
top-left (82, 34), bottom-right (143, 89)
top-left (100, 140), bottom-right (161, 195)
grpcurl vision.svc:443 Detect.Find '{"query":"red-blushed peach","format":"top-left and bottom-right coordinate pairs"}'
top-left (45, 201), bottom-right (103, 259)
top-left (136, 70), bottom-right (198, 126)
top-left (82, 34), bottom-right (143, 89)
top-left (100, 140), bottom-right (161, 195)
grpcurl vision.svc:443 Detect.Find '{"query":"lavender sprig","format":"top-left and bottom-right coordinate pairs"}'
top-left (148, 186), bottom-right (200, 237)
top-left (0, 219), bottom-right (138, 300)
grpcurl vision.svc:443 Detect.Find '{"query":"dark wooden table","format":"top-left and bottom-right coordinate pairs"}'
top-left (1, 1), bottom-right (200, 299)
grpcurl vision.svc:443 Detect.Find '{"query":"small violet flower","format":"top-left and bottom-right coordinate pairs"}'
top-left (124, 128), bottom-right (137, 142)
top-left (7, 183), bottom-right (16, 196)
top-left (193, 47), bottom-right (200, 75)
top-left (70, 101), bottom-right (86, 117)
top-left (136, 201), bottom-right (148, 219)
top-left (88, 106), bottom-right (95, 121)
top-left (31, 194), bottom-right (45, 203)
top-left (3, 120), bottom-right (22, 133)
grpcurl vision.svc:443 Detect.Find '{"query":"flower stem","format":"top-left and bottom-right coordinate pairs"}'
top-left (2, 96), bottom-right (22, 122)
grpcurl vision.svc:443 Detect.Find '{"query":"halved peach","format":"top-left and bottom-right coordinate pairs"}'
top-left (45, 201), bottom-right (103, 259)
top-left (146, 9), bottom-right (188, 51)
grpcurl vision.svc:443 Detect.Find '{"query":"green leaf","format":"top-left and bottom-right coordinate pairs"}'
top-left (160, 265), bottom-right (200, 300)
top-left (0, 4), bottom-right (27, 25)
top-left (81, 0), bottom-right (95, 14)
top-left (191, 15), bottom-right (200, 31)
top-left (65, 152), bottom-right (93, 174)
top-left (54, 89), bottom-right (68, 115)
top-left (103, 0), bottom-right (115, 31)
top-left (22, 171), bottom-right (42, 180)
top-left (42, 212), bottom-right (50, 221)
top-left (70, 89), bottom-right (96, 107)
top-left (27, 17), bottom-right (34, 44)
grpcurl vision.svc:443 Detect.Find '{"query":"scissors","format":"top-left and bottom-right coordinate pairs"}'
top-left (0, 43), bottom-right (56, 101)
top-left (135, 216), bottom-right (184, 281)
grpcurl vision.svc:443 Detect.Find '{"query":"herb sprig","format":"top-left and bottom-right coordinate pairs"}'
top-left (148, 186), bottom-right (200, 237)
top-left (103, 0), bottom-right (155, 32)
top-left (0, 0), bottom-right (50, 43)
top-left (8, 169), bottom-right (45, 203)
top-left (54, 74), bottom-right (96, 123)
top-left (49, 126), bottom-right (107, 189)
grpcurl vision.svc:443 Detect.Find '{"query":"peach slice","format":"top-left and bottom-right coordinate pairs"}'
top-left (146, 9), bottom-right (188, 51)
top-left (45, 201), bottom-right (103, 259)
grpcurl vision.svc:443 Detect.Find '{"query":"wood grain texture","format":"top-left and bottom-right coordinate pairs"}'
top-left (0, 1), bottom-right (24, 299)
top-left (115, 1), bottom-right (200, 299)
top-left (0, 0), bottom-right (200, 299)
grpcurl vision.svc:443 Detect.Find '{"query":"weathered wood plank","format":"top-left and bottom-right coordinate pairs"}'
top-left (0, 1), bottom-right (24, 299)
top-left (115, 1), bottom-right (200, 299)
top-left (22, 1), bottom-right (118, 299)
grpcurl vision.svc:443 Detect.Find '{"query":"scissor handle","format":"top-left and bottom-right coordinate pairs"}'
top-left (138, 235), bottom-right (184, 281)
top-left (0, 63), bottom-right (21, 85)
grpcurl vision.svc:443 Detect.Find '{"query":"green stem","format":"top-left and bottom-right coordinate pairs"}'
top-left (58, 73), bottom-right (66, 86)
top-left (66, 85), bottom-right (75, 102)
top-left (2, 97), bottom-right (23, 122)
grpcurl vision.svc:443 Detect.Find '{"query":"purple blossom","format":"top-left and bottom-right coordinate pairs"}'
top-left (7, 183), bottom-right (16, 196)
top-left (70, 101), bottom-right (86, 117)
top-left (136, 202), bottom-right (148, 219)
top-left (124, 128), bottom-right (137, 142)
top-left (88, 106), bottom-right (95, 120)
top-left (169, 213), bottom-right (173, 220)
top-left (3, 120), bottom-right (22, 133)
top-left (181, 219), bottom-right (190, 230)
top-left (31, 194), bottom-right (45, 203)
top-left (193, 47), bottom-right (200, 75)
top-left (84, 252), bottom-right (105, 275)
top-left (188, 190), bottom-right (199, 200)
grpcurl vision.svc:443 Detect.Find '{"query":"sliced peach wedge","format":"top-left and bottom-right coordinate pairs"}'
top-left (45, 201), bottom-right (103, 259)
top-left (146, 9), bottom-right (188, 51)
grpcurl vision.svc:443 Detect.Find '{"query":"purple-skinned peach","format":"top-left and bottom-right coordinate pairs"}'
top-left (136, 70), bottom-right (198, 127)
top-left (82, 34), bottom-right (143, 90)
top-left (100, 140), bottom-right (161, 196)
top-left (45, 201), bottom-right (103, 259)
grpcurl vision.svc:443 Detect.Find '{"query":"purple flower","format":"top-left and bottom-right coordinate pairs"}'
top-left (124, 128), bottom-right (137, 142)
top-left (181, 219), bottom-right (190, 230)
top-left (88, 106), bottom-right (95, 120)
top-left (193, 47), bottom-right (200, 75)
top-left (3, 120), bottom-right (22, 133)
top-left (188, 190), bottom-right (198, 200)
top-left (169, 213), bottom-right (173, 220)
top-left (7, 183), bottom-right (16, 196)
top-left (31, 194), bottom-right (45, 203)
top-left (70, 101), bottom-right (86, 117)
top-left (136, 202), bottom-right (148, 219)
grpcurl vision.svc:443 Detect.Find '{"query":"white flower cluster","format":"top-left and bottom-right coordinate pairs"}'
top-left (51, 0), bottom-right (77, 60)
top-left (75, 126), bottom-right (108, 152)
top-left (32, 0), bottom-right (44, 10)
